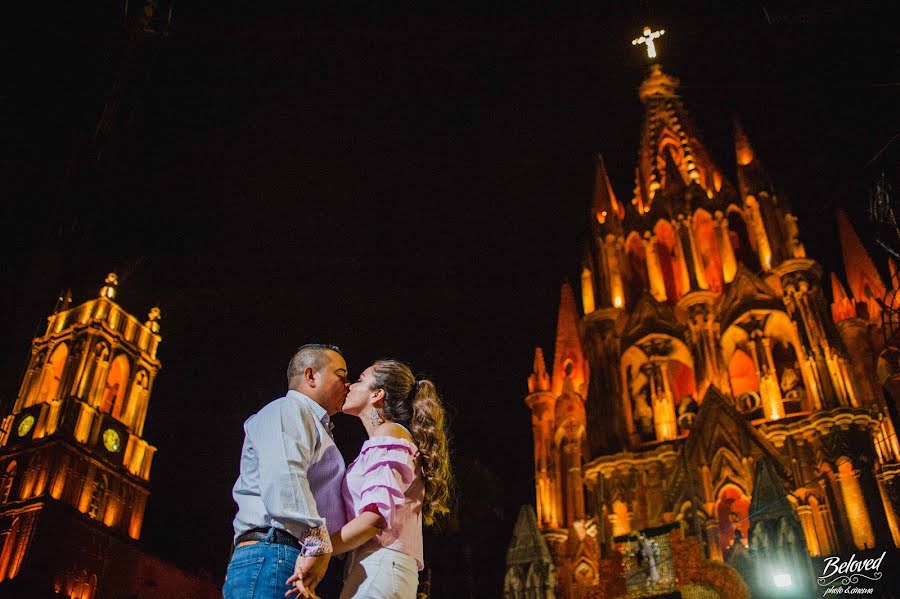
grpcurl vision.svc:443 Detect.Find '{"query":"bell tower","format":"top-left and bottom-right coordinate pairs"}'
top-left (0, 273), bottom-right (160, 594)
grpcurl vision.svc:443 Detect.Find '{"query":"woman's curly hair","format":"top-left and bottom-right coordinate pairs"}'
top-left (371, 359), bottom-right (453, 525)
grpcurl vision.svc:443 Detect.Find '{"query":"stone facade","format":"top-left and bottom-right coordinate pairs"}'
top-left (510, 60), bottom-right (900, 598)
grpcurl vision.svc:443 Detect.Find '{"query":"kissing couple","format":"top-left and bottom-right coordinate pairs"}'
top-left (223, 344), bottom-right (452, 599)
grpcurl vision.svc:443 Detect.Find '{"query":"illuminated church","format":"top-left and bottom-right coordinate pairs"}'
top-left (505, 29), bottom-right (900, 599)
top-left (0, 276), bottom-right (218, 598)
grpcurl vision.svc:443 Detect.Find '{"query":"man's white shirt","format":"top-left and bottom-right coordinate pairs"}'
top-left (231, 390), bottom-right (346, 555)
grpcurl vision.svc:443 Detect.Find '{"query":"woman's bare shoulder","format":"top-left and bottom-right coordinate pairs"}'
top-left (374, 422), bottom-right (413, 442)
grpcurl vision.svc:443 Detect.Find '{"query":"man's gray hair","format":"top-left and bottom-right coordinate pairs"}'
top-left (287, 344), bottom-right (342, 385)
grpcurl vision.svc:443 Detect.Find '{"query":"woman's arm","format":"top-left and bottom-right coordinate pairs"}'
top-left (330, 508), bottom-right (386, 555)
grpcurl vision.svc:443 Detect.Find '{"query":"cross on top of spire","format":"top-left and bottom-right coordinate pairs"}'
top-left (632, 26), bottom-right (665, 59)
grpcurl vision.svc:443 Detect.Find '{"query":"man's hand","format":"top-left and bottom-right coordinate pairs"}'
top-left (285, 553), bottom-right (330, 599)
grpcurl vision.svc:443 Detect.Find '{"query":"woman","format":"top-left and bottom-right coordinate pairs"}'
top-left (302, 359), bottom-right (452, 598)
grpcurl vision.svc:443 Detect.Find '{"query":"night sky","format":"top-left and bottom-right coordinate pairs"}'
top-left (2, 2), bottom-right (898, 597)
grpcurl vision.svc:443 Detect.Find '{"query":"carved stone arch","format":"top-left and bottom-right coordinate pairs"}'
top-left (30, 348), bottom-right (47, 369)
top-left (553, 421), bottom-right (585, 448)
top-left (658, 129), bottom-right (684, 161)
top-left (762, 311), bottom-right (796, 344)
top-left (711, 448), bottom-right (751, 494)
top-left (658, 134), bottom-right (689, 192)
top-left (813, 453), bottom-right (838, 481)
top-left (675, 499), bottom-right (693, 522)
top-left (777, 516), bottom-right (797, 545)
top-left (749, 519), bottom-right (769, 552)
top-left (135, 369), bottom-right (149, 387)
top-left (827, 445), bottom-right (855, 472)
top-left (720, 324), bottom-right (751, 370)
top-left (573, 557), bottom-right (597, 588)
top-left (525, 563), bottom-right (541, 589)
top-left (94, 341), bottom-right (110, 361)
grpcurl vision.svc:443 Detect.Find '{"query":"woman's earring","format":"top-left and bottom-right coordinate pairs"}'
top-left (369, 408), bottom-right (384, 428)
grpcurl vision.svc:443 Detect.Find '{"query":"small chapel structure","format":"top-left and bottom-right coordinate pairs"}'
top-left (506, 27), bottom-right (900, 599)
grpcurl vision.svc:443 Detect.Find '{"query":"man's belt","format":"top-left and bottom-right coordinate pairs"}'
top-left (235, 527), bottom-right (302, 550)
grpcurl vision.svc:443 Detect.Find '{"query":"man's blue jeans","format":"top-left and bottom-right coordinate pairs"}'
top-left (223, 533), bottom-right (300, 599)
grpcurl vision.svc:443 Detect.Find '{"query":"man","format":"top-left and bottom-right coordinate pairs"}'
top-left (224, 344), bottom-right (350, 599)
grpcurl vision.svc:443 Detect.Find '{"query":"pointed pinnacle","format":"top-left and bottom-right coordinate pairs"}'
top-left (593, 154), bottom-right (623, 224)
top-left (733, 115), bottom-right (755, 167)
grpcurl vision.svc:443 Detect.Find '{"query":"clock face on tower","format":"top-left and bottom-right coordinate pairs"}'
top-left (102, 428), bottom-right (121, 453)
top-left (17, 414), bottom-right (35, 437)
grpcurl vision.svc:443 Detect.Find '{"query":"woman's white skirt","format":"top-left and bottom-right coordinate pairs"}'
top-left (339, 544), bottom-right (419, 599)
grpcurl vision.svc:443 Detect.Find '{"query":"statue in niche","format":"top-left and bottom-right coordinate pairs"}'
top-left (627, 364), bottom-right (654, 437)
top-left (779, 364), bottom-right (802, 398)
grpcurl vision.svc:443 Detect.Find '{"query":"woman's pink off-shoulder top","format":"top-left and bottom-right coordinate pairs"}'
top-left (342, 436), bottom-right (424, 570)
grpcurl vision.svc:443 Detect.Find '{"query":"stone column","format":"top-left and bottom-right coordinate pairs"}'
top-left (795, 504), bottom-right (820, 556)
top-left (836, 462), bottom-right (876, 550)
top-left (717, 212), bottom-right (737, 283)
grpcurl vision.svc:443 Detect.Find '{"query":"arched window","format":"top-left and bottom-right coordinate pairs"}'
top-left (626, 232), bottom-right (648, 303)
top-left (716, 486), bottom-right (750, 552)
top-left (64, 568), bottom-right (97, 599)
top-left (729, 349), bottom-right (759, 399)
top-left (36, 343), bottom-right (68, 405)
top-left (100, 355), bottom-right (130, 417)
top-left (727, 209), bottom-right (761, 272)
top-left (654, 220), bottom-right (682, 303)
top-left (88, 475), bottom-right (107, 520)
top-left (0, 462), bottom-right (16, 504)
top-left (657, 136), bottom-right (687, 193)
top-left (0, 517), bottom-right (19, 581)
top-left (693, 209), bottom-right (723, 293)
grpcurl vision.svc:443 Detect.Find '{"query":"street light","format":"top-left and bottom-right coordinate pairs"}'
top-left (773, 573), bottom-right (793, 588)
